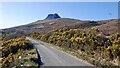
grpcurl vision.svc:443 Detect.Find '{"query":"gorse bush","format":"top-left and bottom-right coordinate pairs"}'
top-left (2, 37), bottom-right (33, 57)
top-left (2, 37), bottom-right (34, 66)
top-left (29, 28), bottom-right (120, 66)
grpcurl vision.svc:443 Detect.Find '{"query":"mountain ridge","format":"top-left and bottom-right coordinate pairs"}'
top-left (45, 13), bottom-right (61, 20)
top-left (2, 17), bottom-right (119, 40)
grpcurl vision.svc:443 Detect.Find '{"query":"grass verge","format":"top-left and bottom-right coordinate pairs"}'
top-left (39, 41), bottom-right (116, 67)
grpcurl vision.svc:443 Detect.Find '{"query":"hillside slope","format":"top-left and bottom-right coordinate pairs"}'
top-left (2, 18), bottom-right (95, 34)
top-left (2, 18), bottom-right (119, 40)
top-left (95, 19), bottom-right (119, 35)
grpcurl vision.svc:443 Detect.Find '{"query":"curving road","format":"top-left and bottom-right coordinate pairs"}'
top-left (27, 37), bottom-right (93, 66)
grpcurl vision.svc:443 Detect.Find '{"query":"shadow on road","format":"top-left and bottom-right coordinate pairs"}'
top-left (36, 49), bottom-right (44, 68)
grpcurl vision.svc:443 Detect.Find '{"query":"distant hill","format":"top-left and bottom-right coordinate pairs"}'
top-left (2, 18), bottom-right (88, 34)
top-left (2, 13), bottom-right (119, 39)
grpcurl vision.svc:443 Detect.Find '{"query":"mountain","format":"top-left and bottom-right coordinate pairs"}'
top-left (3, 18), bottom-right (88, 34)
top-left (45, 13), bottom-right (61, 20)
top-left (2, 13), bottom-right (119, 40)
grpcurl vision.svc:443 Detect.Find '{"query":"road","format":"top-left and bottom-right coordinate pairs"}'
top-left (27, 37), bottom-right (93, 66)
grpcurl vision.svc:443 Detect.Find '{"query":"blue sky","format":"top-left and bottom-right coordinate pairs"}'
top-left (0, 2), bottom-right (118, 29)
top-left (1, 0), bottom-right (119, 2)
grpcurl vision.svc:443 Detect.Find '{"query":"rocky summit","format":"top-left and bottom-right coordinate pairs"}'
top-left (45, 13), bottom-right (61, 20)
